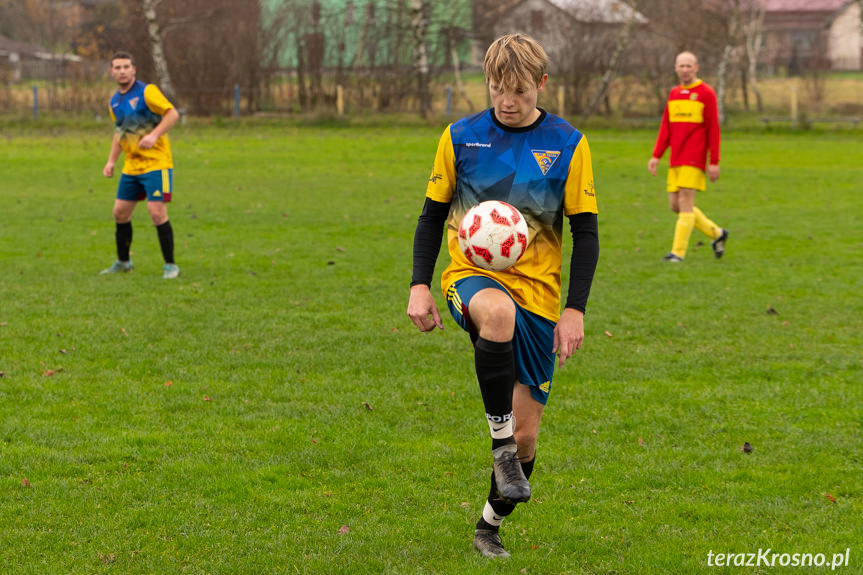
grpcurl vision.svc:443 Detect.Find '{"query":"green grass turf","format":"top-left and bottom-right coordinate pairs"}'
top-left (1, 120), bottom-right (861, 574)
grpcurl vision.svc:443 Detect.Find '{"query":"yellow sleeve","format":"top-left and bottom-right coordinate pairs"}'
top-left (143, 84), bottom-right (175, 116)
top-left (563, 136), bottom-right (598, 216)
top-left (109, 105), bottom-right (116, 123)
top-left (425, 125), bottom-right (457, 203)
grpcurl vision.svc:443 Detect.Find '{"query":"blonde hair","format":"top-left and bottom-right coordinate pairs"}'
top-left (483, 33), bottom-right (548, 92)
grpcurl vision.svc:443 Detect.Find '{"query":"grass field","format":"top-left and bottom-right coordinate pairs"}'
top-left (1, 120), bottom-right (861, 574)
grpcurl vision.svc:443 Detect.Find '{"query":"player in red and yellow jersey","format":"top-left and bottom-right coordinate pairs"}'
top-left (648, 51), bottom-right (728, 262)
top-left (101, 51), bottom-right (181, 279)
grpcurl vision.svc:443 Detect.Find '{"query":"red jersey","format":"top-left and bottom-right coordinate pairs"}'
top-left (652, 80), bottom-right (720, 171)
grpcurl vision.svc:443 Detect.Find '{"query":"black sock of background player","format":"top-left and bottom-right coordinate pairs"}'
top-left (116, 221), bottom-right (132, 262)
top-left (156, 220), bottom-right (175, 264)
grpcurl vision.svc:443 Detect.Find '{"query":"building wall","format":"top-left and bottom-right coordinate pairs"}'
top-left (829, 1), bottom-right (862, 70)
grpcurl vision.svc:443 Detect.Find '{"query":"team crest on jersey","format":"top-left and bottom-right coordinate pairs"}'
top-left (539, 381), bottom-right (550, 393)
top-left (129, 97), bottom-right (140, 109)
top-left (690, 93), bottom-right (699, 101)
top-left (532, 150), bottom-right (561, 175)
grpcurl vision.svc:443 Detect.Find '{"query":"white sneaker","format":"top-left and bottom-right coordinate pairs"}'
top-left (162, 263), bottom-right (180, 279)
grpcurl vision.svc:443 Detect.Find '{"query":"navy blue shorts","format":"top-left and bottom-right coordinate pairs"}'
top-left (445, 276), bottom-right (556, 405)
top-left (117, 169), bottom-right (173, 202)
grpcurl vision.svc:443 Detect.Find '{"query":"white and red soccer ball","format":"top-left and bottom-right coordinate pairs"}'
top-left (458, 200), bottom-right (529, 271)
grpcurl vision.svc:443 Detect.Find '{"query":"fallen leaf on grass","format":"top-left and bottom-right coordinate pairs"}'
top-left (338, 525), bottom-right (350, 534)
top-left (203, 396), bottom-right (212, 402)
top-left (638, 437), bottom-right (645, 446)
top-left (604, 330), bottom-right (614, 338)
top-left (121, 328), bottom-right (128, 336)
top-left (42, 370), bottom-right (55, 377)
top-left (766, 305), bottom-right (779, 315)
top-left (99, 553), bottom-right (117, 565)
top-left (164, 380), bottom-right (173, 387)
top-left (741, 442), bottom-right (754, 453)
top-left (0, 371), bottom-right (6, 378)
top-left (362, 402), bottom-right (373, 411)
top-left (825, 493), bottom-right (837, 503)
top-left (460, 502), bottom-right (471, 508)
top-left (22, 478), bottom-right (31, 488)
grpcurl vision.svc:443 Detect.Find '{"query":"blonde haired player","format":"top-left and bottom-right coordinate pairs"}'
top-left (407, 33), bottom-right (599, 558)
top-left (648, 51), bottom-right (728, 262)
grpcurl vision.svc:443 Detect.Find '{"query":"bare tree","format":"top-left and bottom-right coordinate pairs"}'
top-left (582, 0), bottom-right (641, 121)
top-left (716, 0), bottom-right (741, 125)
top-left (445, 0), bottom-right (473, 112)
top-left (741, 0), bottom-right (765, 112)
top-left (409, 0), bottom-right (431, 118)
top-left (141, 0), bottom-right (176, 103)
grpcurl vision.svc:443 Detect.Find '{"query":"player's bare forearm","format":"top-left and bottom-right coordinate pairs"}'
top-left (104, 136), bottom-right (122, 177)
top-left (407, 284), bottom-right (444, 332)
top-left (553, 308), bottom-right (584, 367)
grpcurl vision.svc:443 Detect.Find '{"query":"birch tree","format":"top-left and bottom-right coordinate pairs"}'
top-left (409, 0), bottom-right (431, 118)
top-left (742, 0), bottom-right (765, 112)
top-left (716, 0), bottom-right (740, 125)
top-left (141, 0), bottom-right (176, 103)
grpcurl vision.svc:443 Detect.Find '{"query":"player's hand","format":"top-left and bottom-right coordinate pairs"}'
top-left (553, 308), bottom-right (584, 368)
top-left (647, 157), bottom-right (659, 176)
top-left (407, 284), bottom-right (444, 332)
top-left (103, 163), bottom-right (115, 178)
top-left (707, 164), bottom-right (720, 182)
top-left (139, 133), bottom-right (158, 149)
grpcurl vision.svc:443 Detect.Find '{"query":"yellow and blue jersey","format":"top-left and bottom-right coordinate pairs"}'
top-left (427, 108), bottom-right (598, 323)
top-left (109, 81), bottom-right (174, 175)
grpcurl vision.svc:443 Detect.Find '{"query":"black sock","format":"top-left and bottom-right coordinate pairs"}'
top-left (116, 222), bottom-right (132, 262)
top-left (474, 337), bottom-right (515, 440)
top-left (476, 517), bottom-right (497, 532)
top-left (156, 220), bottom-right (175, 264)
top-left (488, 456), bottom-right (536, 518)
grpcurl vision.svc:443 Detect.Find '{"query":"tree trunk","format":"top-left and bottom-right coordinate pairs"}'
top-left (743, 0), bottom-right (765, 112)
top-left (296, 33), bottom-right (308, 111)
top-left (141, 0), bottom-right (176, 104)
top-left (717, 0), bottom-right (741, 126)
top-left (582, 0), bottom-right (639, 121)
top-left (451, 44), bottom-right (474, 112)
top-left (446, 3), bottom-right (473, 114)
top-left (409, 0), bottom-right (431, 118)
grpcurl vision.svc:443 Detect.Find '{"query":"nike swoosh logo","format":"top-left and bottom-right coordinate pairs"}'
top-left (492, 425), bottom-right (507, 432)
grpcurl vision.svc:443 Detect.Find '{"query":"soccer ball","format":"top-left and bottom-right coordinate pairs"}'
top-left (458, 200), bottom-right (529, 271)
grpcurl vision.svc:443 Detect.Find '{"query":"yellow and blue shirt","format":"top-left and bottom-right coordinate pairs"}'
top-left (426, 108), bottom-right (597, 323)
top-left (109, 81), bottom-right (174, 175)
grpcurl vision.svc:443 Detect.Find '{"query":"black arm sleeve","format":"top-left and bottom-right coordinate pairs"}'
top-left (564, 212), bottom-right (599, 313)
top-left (410, 197), bottom-right (451, 287)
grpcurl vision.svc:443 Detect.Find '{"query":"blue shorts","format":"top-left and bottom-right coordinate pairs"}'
top-left (117, 169), bottom-right (173, 202)
top-left (446, 276), bottom-right (556, 405)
